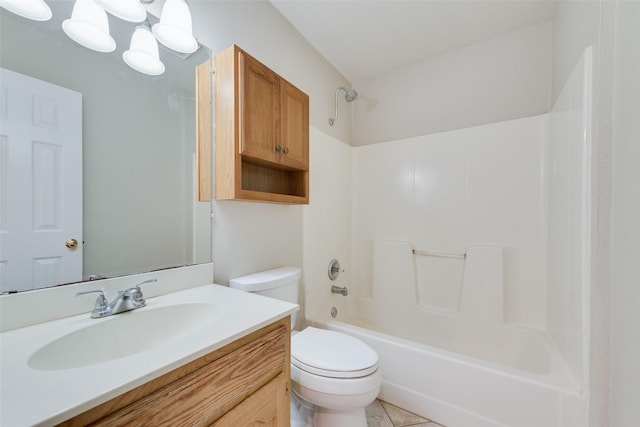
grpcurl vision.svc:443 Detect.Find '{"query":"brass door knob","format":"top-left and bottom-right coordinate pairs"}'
top-left (65, 238), bottom-right (78, 249)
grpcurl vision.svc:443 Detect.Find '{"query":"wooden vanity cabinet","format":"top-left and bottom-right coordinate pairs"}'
top-left (214, 44), bottom-right (309, 204)
top-left (211, 372), bottom-right (289, 426)
top-left (58, 317), bottom-right (291, 427)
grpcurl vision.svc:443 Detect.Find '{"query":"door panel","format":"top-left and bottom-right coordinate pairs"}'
top-left (280, 80), bottom-right (309, 170)
top-left (239, 51), bottom-right (280, 165)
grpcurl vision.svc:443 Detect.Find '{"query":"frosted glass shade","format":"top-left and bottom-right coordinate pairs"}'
top-left (95, 0), bottom-right (146, 23)
top-left (123, 26), bottom-right (165, 76)
top-left (62, 0), bottom-right (116, 53)
top-left (152, 0), bottom-right (198, 54)
top-left (0, 0), bottom-right (52, 21)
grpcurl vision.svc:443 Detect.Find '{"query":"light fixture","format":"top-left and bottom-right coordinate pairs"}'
top-left (62, 0), bottom-right (116, 53)
top-left (152, 0), bottom-right (198, 54)
top-left (4, 0), bottom-right (199, 78)
top-left (0, 0), bottom-right (52, 21)
top-left (123, 25), bottom-right (165, 76)
top-left (95, 0), bottom-right (146, 23)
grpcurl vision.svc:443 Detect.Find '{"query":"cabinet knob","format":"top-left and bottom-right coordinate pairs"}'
top-left (283, 147), bottom-right (289, 154)
top-left (275, 145), bottom-right (282, 152)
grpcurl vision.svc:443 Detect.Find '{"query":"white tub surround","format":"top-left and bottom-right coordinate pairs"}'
top-left (302, 47), bottom-right (594, 427)
top-left (312, 242), bottom-right (584, 426)
top-left (0, 279), bottom-right (298, 426)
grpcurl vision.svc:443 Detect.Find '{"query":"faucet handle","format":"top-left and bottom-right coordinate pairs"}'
top-left (135, 278), bottom-right (157, 289)
top-left (124, 278), bottom-right (157, 305)
top-left (76, 290), bottom-right (109, 316)
top-left (130, 278), bottom-right (157, 295)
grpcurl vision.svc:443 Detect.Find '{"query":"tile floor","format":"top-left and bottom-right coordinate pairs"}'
top-left (365, 400), bottom-right (445, 427)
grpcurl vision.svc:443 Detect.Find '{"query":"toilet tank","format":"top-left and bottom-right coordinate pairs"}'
top-left (229, 267), bottom-right (301, 325)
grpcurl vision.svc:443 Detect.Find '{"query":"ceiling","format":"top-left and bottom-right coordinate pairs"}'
top-left (271, 0), bottom-right (558, 83)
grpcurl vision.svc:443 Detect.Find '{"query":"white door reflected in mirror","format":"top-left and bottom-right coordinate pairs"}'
top-left (0, 68), bottom-right (83, 292)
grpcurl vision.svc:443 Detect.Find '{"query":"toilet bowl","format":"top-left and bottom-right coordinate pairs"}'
top-left (291, 326), bottom-right (381, 427)
top-left (229, 267), bottom-right (381, 427)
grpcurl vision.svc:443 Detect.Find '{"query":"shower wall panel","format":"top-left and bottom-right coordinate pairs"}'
top-left (546, 48), bottom-right (592, 389)
top-left (351, 115), bottom-right (548, 329)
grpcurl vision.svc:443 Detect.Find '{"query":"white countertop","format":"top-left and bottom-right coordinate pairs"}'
top-left (0, 283), bottom-right (298, 426)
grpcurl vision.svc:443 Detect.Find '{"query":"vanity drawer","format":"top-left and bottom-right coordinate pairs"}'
top-left (59, 317), bottom-right (290, 426)
top-left (211, 372), bottom-right (289, 426)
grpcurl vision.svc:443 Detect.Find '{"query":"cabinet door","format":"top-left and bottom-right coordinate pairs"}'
top-left (280, 79), bottom-right (309, 170)
top-left (211, 372), bottom-right (289, 427)
top-left (239, 50), bottom-right (280, 165)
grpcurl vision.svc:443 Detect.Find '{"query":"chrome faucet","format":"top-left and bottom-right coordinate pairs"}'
top-left (76, 278), bottom-right (157, 318)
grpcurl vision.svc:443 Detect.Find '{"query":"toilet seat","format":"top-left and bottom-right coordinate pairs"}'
top-left (291, 327), bottom-right (378, 379)
top-left (291, 362), bottom-right (382, 397)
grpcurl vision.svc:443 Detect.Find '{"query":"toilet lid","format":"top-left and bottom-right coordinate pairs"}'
top-left (291, 327), bottom-right (378, 379)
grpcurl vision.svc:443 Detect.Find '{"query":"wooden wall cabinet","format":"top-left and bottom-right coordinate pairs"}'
top-left (214, 45), bottom-right (309, 204)
top-left (58, 317), bottom-right (291, 427)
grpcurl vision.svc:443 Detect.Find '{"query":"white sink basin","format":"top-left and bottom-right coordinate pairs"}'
top-left (28, 302), bottom-right (222, 370)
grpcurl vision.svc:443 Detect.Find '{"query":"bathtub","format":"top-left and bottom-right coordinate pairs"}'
top-left (308, 315), bottom-right (586, 427)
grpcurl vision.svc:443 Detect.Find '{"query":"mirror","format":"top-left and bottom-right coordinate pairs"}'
top-left (0, 3), bottom-right (212, 293)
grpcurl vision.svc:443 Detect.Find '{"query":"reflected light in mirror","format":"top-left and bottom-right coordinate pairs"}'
top-left (123, 25), bottom-right (165, 76)
top-left (63, 0), bottom-right (116, 53)
top-left (0, 0), bottom-right (52, 21)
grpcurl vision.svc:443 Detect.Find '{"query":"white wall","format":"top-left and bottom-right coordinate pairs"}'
top-left (351, 115), bottom-right (548, 329)
top-left (352, 20), bottom-right (552, 145)
top-left (611, 1), bottom-right (640, 425)
top-left (302, 128), bottom-right (353, 323)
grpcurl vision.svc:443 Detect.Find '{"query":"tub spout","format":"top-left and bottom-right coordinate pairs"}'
top-left (331, 285), bottom-right (348, 296)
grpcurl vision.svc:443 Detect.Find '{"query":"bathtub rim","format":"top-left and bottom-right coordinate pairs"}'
top-left (307, 315), bottom-right (582, 395)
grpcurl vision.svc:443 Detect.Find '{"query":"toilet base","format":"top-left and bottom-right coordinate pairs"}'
top-left (291, 386), bottom-right (375, 427)
top-left (315, 407), bottom-right (367, 427)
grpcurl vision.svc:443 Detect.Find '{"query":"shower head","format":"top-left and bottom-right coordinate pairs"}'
top-left (329, 86), bottom-right (358, 126)
top-left (344, 88), bottom-right (358, 102)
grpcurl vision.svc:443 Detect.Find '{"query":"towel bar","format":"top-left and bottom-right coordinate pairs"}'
top-left (412, 249), bottom-right (466, 260)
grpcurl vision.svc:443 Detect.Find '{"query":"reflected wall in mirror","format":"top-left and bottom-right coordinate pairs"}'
top-left (0, 3), bottom-right (212, 293)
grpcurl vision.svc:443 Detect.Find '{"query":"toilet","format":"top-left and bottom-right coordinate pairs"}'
top-left (229, 266), bottom-right (381, 427)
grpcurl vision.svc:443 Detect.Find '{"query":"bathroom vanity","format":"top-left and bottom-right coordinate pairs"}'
top-left (60, 317), bottom-right (290, 426)
top-left (0, 277), bottom-right (297, 426)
